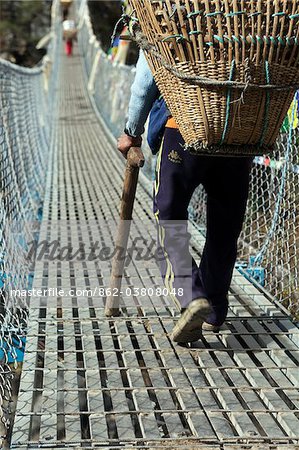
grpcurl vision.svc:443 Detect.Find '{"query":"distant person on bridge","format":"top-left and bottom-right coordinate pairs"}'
top-left (62, 6), bottom-right (69, 21)
top-left (60, 0), bottom-right (72, 21)
top-left (62, 19), bottom-right (77, 57)
top-left (118, 51), bottom-right (253, 344)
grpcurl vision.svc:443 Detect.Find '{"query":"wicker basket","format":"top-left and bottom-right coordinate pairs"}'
top-left (129, 0), bottom-right (299, 155)
top-left (61, 0), bottom-right (73, 7)
top-left (63, 29), bottom-right (77, 40)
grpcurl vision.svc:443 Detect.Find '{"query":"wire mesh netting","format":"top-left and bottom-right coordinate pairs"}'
top-left (241, 128), bottom-right (299, 315)
top-left (0, 0), bottom-right (61, 434)
top-left (79, 0), bottom-right (299, 316)
top-left (189, 112), bottom-right (299, 317)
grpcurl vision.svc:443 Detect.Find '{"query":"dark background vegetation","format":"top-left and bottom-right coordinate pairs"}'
top-left (0, 0), bottom-right (53, 67)
top-left (88, 0), bottom-right (138, 65)
top-left (88, 0), bottom-right (122, 52)
top-left (0, 0), bottom-right (137, 67)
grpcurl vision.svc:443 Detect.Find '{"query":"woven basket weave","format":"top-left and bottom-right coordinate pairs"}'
top-left (63, 29), bottom-right (77, 39)
top-left (129, 0), bottom-right (299, 155)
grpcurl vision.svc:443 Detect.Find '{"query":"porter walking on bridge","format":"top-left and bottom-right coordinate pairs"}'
top-left (117, 0), bottom-right (299, 344)
top-left (118, 51), bottom-right (252, 343)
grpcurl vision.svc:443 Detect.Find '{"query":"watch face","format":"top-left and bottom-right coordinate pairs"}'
top-left (124, 128), bottom-right (133, 137)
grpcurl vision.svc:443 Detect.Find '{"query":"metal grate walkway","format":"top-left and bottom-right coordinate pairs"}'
top-left (11, 44), bottom-right (299, 449)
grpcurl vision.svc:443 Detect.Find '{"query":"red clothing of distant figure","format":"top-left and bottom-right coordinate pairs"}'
top-left (65, 39), bottom-right (73, 56)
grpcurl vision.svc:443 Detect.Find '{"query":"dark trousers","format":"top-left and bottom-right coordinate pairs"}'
top-left (153, 127), bottom-right (252, 326)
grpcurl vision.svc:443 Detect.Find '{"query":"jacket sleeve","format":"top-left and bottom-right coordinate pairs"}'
top-left (125, 51), bottom-right (159, 137)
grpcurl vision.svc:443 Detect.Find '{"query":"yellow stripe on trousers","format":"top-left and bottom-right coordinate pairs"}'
top-left (154, 139), bottom-right (181, 311)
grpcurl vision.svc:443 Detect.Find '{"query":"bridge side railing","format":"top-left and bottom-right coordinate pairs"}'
top-left (78, 3), bottom-right (136, 139)
top-left (0, 0), bottom-right (61, 433)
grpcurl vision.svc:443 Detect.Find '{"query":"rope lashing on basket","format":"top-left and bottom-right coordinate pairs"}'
top-left (189, 30), bottom-right (203, 36)
top-left (188, 9), bottom-right (299, 20)
top-left (219, 59), bottom-right (236, 145)
top-left (287, 36), bottom-right (299, 45)
top-left (277, 37), bottom-right (286, 46)
top-left (206, 11), bottom-right (223, 17)
top-left (115, 11), bottom-right (299, 49)
top-left (129, 25), bottom-right (299, 92)
top-left (169, 5), bottom-right (187, 20)
top-left (162, 34), bottom-right (189, 43)
top-left (110, 8), bottom-right (138, 47)
top-left (230, 58), bottom-right (251, 124)
top-left (113, 12), bottom-right (299, 94)
top-left (272, 12), bottom-right (287, 17)
top-left (185, 10), bottom-right (299, 20)
top-left (187, 11), bottom-right (202, 19)
top-left (213, 35), bottom-right (225, 45)
top-left (248, 12), bottom-right (262, 17)
top-left (225, 11), bottom-right (246, 17)
top-left (241, 58), bottom-right (252, 101)
top-left (259, 61), bottom-right (271, 146)
top-left (197, 34), bottom-right (299, 46)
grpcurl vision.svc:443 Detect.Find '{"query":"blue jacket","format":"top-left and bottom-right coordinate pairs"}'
top-left (125, 51), bottom-right (170, 154)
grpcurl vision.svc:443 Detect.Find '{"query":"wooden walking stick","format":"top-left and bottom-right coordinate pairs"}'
top-left (105, 147), bottom-right (145, 317)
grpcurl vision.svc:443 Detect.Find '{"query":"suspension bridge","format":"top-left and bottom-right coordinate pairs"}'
top-left (0, 0), bottom-right (299, 448)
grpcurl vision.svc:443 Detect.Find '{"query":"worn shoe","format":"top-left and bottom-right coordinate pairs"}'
top-left (171, 298), bottom-right (211, 343)
top-left (202, 322), bottom-right (221, 332)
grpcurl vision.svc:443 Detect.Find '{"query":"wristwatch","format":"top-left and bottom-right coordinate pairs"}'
top-left (124, 128), bottom-right (136, 138)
